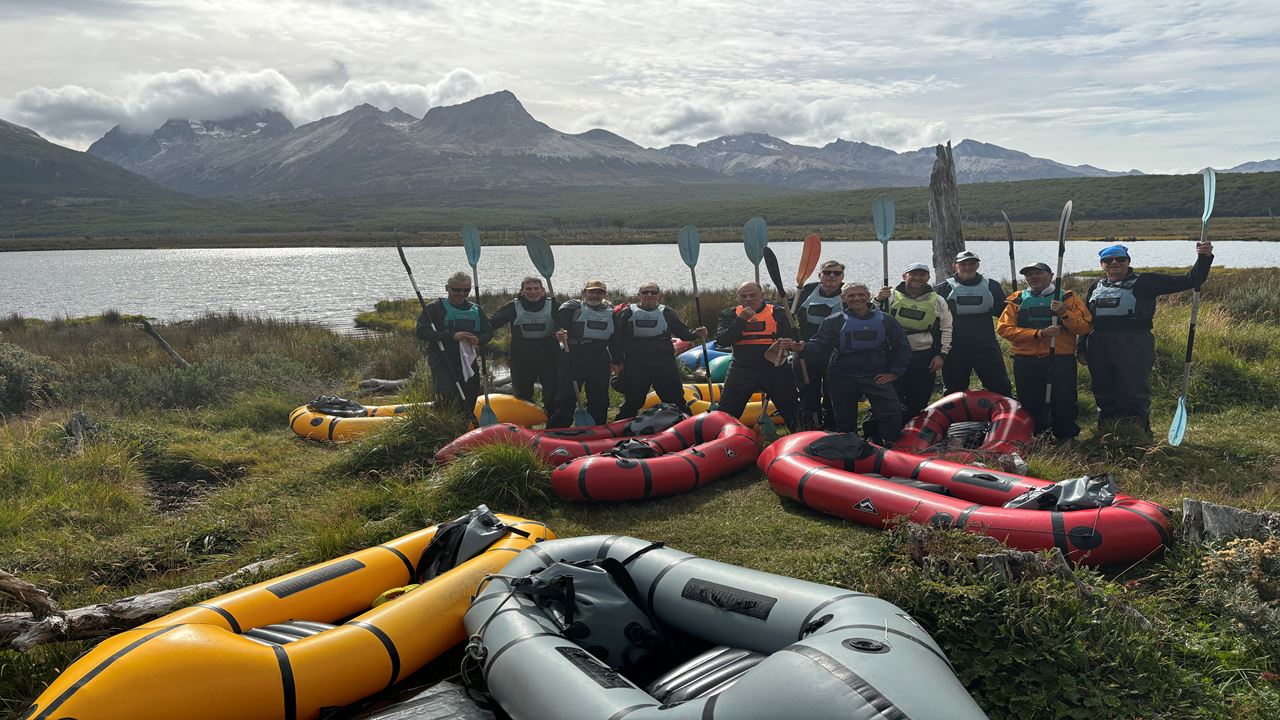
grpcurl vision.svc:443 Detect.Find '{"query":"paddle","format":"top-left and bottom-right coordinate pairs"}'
top-left (744, 217), bottom-right (768, 285)
top-left (1042, 201), bottom-right (1072, 432)
top-left (394, 234), bottom-right (468, 404)
top-left (873, 194), bottom-right (896, 290)
top-left (791, 233), bottom-right (823, 316)
top-left (760, 246), bottom-right (805, 438)
top-left (1001, 210), bottom-right (1017, 294)
top-left (525, 234), bottom-right (594, 427)
top-left (1169, 168), bottom-right (1216, 446)
top-left (461, 224), bottom-right (498, 426)
top-left (678, 224), bottom-right (716, 407)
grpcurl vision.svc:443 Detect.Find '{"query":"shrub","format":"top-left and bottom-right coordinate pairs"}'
top-left (0, 343), bottom-right (61, 414)
top-left (424, 443), bottom-right (551, 516)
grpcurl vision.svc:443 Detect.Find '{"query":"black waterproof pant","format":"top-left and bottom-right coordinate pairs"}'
top-left (895, 349), bottom-right (939, 421)
top-left (549, 344), bottom-right (611, 427)
top-left (1013, 354), bottom-right (1080, 439)
top-left (828, 374), bottom-right (902, 443)
top-left (429, 358), bottom-right (480, 414)
top-left (509, 340), bottom-right (560, 420)
top-left (1086, 331), bottom-right (1156, 431)
top-left (616, 360), bottom-right (690, 420)
top-left (795, 356), bottom-right (832, 430)
top-left (718, 362), bottom-right (799, 431)
top-left (943, 341), bottom-right (1013, 397)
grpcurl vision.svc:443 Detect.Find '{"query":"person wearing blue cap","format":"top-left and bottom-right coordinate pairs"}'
top-left (935, 249), bottom-right (1014, 398)
top-left (1081, 240), bottom-right (1214, 435)
top-left (876, 262), bottom-right (953, 426)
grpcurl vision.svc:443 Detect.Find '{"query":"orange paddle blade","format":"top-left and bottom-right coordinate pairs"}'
top-left (797, 233), bottom-right (822, 285)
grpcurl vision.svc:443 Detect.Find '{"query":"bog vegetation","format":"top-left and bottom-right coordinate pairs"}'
top-left (2, 268), bottom-right (1279, 718)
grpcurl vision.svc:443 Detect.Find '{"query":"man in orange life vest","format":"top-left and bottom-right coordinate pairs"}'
top-left (715, 281), bottom-right (800, 430)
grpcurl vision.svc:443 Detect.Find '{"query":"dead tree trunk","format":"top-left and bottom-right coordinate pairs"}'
top-left (136, 319), bottom-right (191, 369)
top-left (928, 141), bottom-right (966, 279)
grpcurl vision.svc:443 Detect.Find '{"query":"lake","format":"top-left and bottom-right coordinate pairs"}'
top-left (4, 240), bottom-right (1277, 330)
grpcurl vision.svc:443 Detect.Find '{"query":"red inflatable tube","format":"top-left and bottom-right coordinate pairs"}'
top-left (895, 390), bottom-right (1035, 457)
top-left (759, 432), bottom-right (1171, 566)
top-left (551, 412), bottom-right (758, 501)
top-left (671, 338), bottom-right (694, 354)
top-left (435, 417), bottom-right (643, 464)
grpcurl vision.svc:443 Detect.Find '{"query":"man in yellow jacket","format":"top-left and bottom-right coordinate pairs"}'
top-left (996, 262), bottom-right (1093, 440)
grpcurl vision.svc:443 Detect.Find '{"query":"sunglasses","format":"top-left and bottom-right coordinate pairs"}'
top-left (1101, 258), bottom-right (1129, 265)
top-left (638, 290), bottom-right (660, 295)
top-left (820, 270), bottom-right (844, 276)
top-left (448, 287), bottom-right (472, 293)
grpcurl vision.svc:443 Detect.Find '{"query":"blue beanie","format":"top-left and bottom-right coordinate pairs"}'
top-left (1099, 244), bottom-right (1130, 260)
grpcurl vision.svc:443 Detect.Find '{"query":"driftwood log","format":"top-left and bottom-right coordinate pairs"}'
top-left (1183, 498), bottom-right (1280, 544)
top-left (63, 411), bottom-right (93, 455)
top-left (0, 558), bottom-right (287, 651)
top-left (928, 141), bottom-right (966, 278)
top-left (357, 377), bottom-right (409, 395)
top-left (135, 319), bottom-right (190, 369)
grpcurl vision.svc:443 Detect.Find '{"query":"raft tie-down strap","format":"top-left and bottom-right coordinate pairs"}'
top-left (783, 645), bottom-right (911, 720)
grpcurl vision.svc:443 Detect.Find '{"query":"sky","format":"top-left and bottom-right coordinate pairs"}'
top-left (2, 0), bottom-right (1277, 174)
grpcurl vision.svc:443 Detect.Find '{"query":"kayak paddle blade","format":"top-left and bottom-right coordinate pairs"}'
top-left (1168, 395), bottom-right (1188, 446)
top-left (1202, 168), bottom-right (1217, 226)
top-left (479, 397), bottom-right (499, 427)
top-left (1057, 201), bottom-right (1073, 247)
top-left (462, 224), bottom-right (482, 267)
top-left (759, 400), bottom-right (778, 442)
top-left (678, 224), bottom-right (700, 269)
top-left (763, 247), bottom-right (786, 302)
top-left (873, 194), bottom-right (896, 243)
top-left (524, 234), bottom-right (555, 280)
top-left (573, 406), bottom-right (595, 428)
top-left (797, 233), bottom-right (822, 285)
top-left (743, 217), bottom-right (768, 266)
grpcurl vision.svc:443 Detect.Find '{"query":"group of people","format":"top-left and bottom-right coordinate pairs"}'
top-left (418, 239), bottom-right (1214, 443)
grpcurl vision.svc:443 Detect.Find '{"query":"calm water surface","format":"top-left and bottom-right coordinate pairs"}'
top-left (3, 241), bottom-right (1278, 330)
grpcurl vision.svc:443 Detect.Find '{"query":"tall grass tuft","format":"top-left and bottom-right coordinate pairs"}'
top-left (331, 403), bottom-right (472, 476)
top-left (0, 343), bottom-right (61, 414)
top-left (423, 443), bottom-right (550, 517)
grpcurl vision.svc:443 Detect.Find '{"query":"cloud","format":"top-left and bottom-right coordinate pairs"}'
top-left (9, 67), bottom-right (484, 147)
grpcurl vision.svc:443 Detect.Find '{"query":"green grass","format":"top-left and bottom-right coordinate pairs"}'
top-left (2, 273), bottom-right (1280, 718)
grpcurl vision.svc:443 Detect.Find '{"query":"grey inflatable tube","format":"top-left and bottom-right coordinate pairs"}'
top-left (464, 535), bottom-right (989, 719)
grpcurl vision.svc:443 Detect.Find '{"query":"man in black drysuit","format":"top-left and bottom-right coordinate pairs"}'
top-left (489, 276), bottom-right (563, 425)
top-left (611, 282), bottom-right (706, 419)
top-left (715, 281), bottom-right (800, 431)
top-left (1081, 241), bottom-right (1214, 434)
top-left (415, 271), bottom-right (493, 413)
top-left (935, 249), bottom-right (1014, 397)
top-left (549, 279), bottom-right (615, 426)
top-left (793, 259), bottom-right (847, 428)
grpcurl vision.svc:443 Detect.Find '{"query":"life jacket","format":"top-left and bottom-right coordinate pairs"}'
top-left (441, 300), bottom-right (480, 332)
top-left (628, 304), bottom-right (669, 338)
top-left (838, 309), bottom-right (889, 353)
top-left (801, 288), bottom-right (843, 327)
top-left (888, 288), bottom-right (937, 334)
top-left (1016, 288), bottom-right (1057, 329)
top-left (735, 302), bottom-right (779, 346)
top-left (1089, 275), bottom-right (1140, 318)
top-left (513, 297), bottom-right (555, 339)
top-left (570, 300), bottom-right (615, 341)
top-left (945, 276), bottom-right (996, 315)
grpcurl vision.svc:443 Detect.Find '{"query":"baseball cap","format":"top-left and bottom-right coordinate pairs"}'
top-left (955, 250), bottom-right (980, 263)
top-left (1098, 245), bottom-right (1130, 260)
top-left (583, 279), bottom-right (607, 291)
top-left (1019, 262), bottom-right (1052, 275)
top-left (904, 262), bottom-right (931, 274)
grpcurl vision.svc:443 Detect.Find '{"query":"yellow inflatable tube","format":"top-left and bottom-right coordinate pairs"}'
top-left (642, 383), bottom-right (783, 426)
top-left (26, 513), bottom-right (553, 720)
top-left (290, 393), bottom-right (547, 442)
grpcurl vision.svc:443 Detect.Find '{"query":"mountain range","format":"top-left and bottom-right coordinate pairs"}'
top-left (0, 118), bottom-right (172, 201)
top-left (82, 90), bottom-right (1140, 198)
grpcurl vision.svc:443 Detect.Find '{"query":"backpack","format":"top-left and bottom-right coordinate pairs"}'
top-left (415, 505), bottom-right (529, 583)
top-left (623, 403), bottom-right (687, 436)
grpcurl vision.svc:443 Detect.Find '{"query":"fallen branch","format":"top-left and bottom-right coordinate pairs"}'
top-left (357, 377), bottom-right (409, 395)
top-left (134, 319), bottom-right (191, 369)
top-left (1183, 498), bottom-right (1280, 544)
top-left (1, 557), bottom-right (288, 651)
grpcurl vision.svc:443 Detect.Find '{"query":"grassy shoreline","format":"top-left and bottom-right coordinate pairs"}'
top-left (3, 269), bottom-right (1280, 717)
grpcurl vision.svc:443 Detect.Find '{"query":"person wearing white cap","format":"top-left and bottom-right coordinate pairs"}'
top-left (876, 262), bottom-right (954, 425)
top-left (935, 250), bottom-right (1013, 398)
top-left (1081, 241), bottom-right (1214, 435)
top-left (549, 279), bottom-right (615, 426)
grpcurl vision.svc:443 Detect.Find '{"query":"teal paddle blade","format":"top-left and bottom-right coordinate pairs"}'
top-left (1168, 395), bottom-right (1188, 446)
top-left (573, 405), bottom-right (594, 427)
top-left (678, 224), bottom-right (700, 269)
top-left (479, 397), bottom-right (499, 427)
top-left (525, 234), bottom-right (555, 279)
top-left (1202, 168), bottom-right (1217, 225)
top-left (462, 224), bottom-right (481, 267)
top-left (872, 194), bottom-right (896, 243)
top-left (743, 217), bottom-right (768, 266)
top-left (759, 401), bottom-right (778, 442)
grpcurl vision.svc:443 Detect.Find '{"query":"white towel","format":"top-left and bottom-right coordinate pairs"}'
top-left (459, 342), bottom-right (477, 382)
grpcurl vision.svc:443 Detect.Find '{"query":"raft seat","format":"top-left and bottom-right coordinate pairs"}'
top-left (646, 646), bottom-right (766, 705)
top-left (241, 620), bottom-right (338, 647)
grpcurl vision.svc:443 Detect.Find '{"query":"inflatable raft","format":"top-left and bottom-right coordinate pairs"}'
top-left (26, 507), bottom-right (553, 720)
top-left (290, 394), bottom-right (547, 442)
top-left (435, 406), bottom-right (688, 464)
top-left (760, 432), bottom-right (1171, 565)
top-left (463, 535), bottom-right (988, 719)
top-left (550, 412), bottom-right (758, 501)
top-left (675, 344), bottom-right (729, 370)
top-left (641, 383), bottom-right (783, 426)
top-left (896, 390), bottom-right (1034, 458)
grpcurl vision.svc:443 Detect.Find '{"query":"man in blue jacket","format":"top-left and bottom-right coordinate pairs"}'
top-left (802, 283), bottom-right (912, 443)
